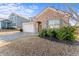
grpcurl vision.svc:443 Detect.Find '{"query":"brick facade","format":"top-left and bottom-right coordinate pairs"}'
top-left (34, 7), bottom-right (70, 32)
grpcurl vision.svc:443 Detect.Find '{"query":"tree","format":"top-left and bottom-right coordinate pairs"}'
top-left (65, 4), bottom-right (79, 26)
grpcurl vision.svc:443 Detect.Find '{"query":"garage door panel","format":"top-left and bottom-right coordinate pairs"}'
top-left (22, 23), bottom-right (35, 33)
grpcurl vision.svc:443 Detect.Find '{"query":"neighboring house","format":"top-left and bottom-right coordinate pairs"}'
top-left (8, 13), bottom-right (30, 29)
top-left (0, 18), bottom-right (12, 29)
top-left (23, 7), bottom-right (70, 33)
top-left (0, 13), bottom-right (30, 30)
top-left (1, 19), bottom-right (12, 29)
top-left (0, 21), bottom-right (2, 29)
top-left (0, 19), bottom-right (12, 29)
top-left (0, 18), bottom-right (5, 29)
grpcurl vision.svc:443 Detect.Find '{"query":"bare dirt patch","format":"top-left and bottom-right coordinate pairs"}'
top-left (0, 36), bottom-right (79, 56)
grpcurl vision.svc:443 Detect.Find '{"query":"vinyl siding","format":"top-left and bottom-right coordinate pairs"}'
top-left (0, 22), bottom-right (1, 29)
top-left (9, 13), bottom-right (29, 29)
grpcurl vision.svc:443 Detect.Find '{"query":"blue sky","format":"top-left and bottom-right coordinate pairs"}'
top-left (0, 3), bottom-right (79, 19)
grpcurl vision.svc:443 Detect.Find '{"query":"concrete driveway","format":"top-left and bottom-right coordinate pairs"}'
top-left (0, 31), bottom-right (36, 41)
top-left (0, 30), bottom-right (37, 48)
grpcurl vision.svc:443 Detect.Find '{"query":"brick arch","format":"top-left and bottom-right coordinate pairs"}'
top-left (36, 21), bottom-right (42, 32)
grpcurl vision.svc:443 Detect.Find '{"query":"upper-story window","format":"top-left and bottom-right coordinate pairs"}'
top-left (48, 19), bottom-right (60, 28)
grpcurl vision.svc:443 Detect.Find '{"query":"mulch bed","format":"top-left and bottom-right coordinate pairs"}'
top-left (42, 37), bottom-right (79, 45)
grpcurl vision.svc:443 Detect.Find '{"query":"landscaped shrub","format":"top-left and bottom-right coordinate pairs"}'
top-left (39, 29), bottom-right (48, 37)
top-left (63, 26), bottom-right (76, 41)
top-left (51, 29), bottom-right (58, 38)
top-left (47, 28), bottom-right (53, 37)
top-left (56, 26), bottom-right (76, 41)
top-left (39, 29), bottom-right (57, 38)
top-left (39, 26), bottom-right (77, 42)
top-left (56, 28), bottom-right (67, 41)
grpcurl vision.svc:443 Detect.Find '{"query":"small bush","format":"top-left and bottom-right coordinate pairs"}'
top-left (39, 29), bottom-right (57, 38)
top-left (56, 26), bottom-right (76, 41)
top-left (52, 29), bottom-right (57, 38)
top-left (56, 28), bottom-right (67, 41)
top-left (39, 29), bottom-right (48, 37)
top-left (64, 26), bottom-right (76, 41)
top-left (47, 29), bottom-right (53, 37)
top-left (20, 29), bottom-right (23, 32)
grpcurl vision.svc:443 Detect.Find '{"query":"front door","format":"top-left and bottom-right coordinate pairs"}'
top-left (37, 21), bottom-right (42, 32)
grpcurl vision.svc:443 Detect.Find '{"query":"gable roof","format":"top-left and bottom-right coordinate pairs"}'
top-left (35, 7), bottom-right (70, 18)
top-left (9, 13), bottom-right (29, 20)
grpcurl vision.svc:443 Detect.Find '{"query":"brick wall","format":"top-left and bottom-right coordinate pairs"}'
top-left (34, 8), bottom-right (70, 32)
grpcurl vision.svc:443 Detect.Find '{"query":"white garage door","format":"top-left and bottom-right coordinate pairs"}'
top-left (22, 23), bottom-right (35, 33)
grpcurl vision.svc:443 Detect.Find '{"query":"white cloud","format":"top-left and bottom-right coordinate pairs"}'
top-left (29, 5), bottom-right (39, 10)
top-left (0, 3), bottom-right (39, 18)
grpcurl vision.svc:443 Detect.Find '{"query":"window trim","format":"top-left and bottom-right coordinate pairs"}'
top-left (47, 19), bottom-right (61, 28)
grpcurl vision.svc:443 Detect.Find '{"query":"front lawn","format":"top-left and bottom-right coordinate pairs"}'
top-left (0, 36), bottom-right (79, 56)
